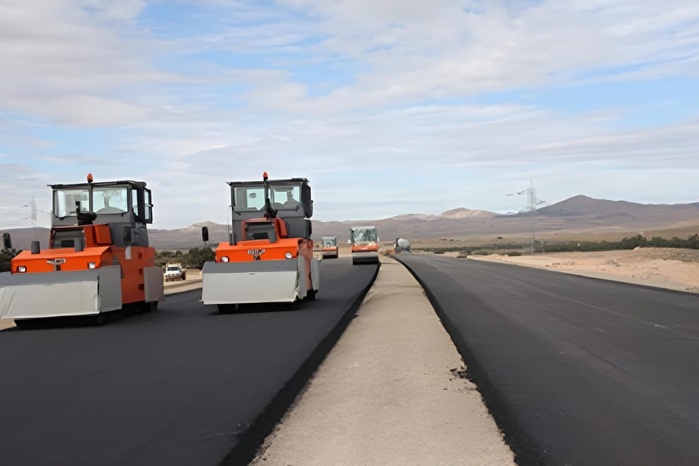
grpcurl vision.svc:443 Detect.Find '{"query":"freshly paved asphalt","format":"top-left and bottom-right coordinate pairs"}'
top-left (396, 253), bottom-right (699, 466)
top-left (0, 258), bottom-right (378, 466)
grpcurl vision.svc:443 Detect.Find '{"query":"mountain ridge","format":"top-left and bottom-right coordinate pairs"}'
top-left (2, 195), bottom-right (698, 250)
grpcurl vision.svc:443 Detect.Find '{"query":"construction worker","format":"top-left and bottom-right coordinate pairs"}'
top-left (297, 238), bottom-right (316, 300)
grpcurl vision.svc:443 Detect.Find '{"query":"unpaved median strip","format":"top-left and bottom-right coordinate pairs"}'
top-left (251, 256), bottom-right (515, 465)
top-left (163, 278), bottom-right (202, 295)
top-left (0, 319), bottom-right (14, 331)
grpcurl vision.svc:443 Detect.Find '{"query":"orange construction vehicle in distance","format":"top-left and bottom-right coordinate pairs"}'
top-left (350, 226), bottom-right (380, 264)
top-left (0, 174), bottom-right (164, 327)
top-left (321, 236), bottom-right (339, 259)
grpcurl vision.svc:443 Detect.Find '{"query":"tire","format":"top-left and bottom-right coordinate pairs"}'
top-left (218, 304), bottom-right (234, 314)
top-left (138, 300), bottom-right (159, 313)
top-left (14, 319), bottom-right (40, 330)
top-left (92, 313), bottom-right (107, 326)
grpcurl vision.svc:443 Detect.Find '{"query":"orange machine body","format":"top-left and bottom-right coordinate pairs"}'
top-left (351, 243), bottom-right (379, 254)
top-left (214, 218), bottom-right (301, 263)
top-left (11, 225), bottom-right (156, 306)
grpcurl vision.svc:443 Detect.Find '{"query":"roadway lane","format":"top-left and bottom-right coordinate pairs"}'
top-left (0, 259), bottom-right (378, 466)
top-left (396, 253), bottom-right (699, 466)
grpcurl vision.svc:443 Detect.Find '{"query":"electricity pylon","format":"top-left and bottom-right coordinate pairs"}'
top-left (506, 180), bottom-right (546, 253)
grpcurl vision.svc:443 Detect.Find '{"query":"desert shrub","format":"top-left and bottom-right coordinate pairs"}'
top-left (155, 249), bottom-right (185, 267)
top-left (414, 234), bottom-right (699, 256)
top-left (156, 247), bottom-right (215, 269)
top-left (185, 247), bottom-right (215, 269)
top-left (541, 234), bottom-right (698, 253)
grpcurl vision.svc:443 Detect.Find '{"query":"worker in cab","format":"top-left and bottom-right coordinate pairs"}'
top-left (282, 191), bottom-right (300, 209)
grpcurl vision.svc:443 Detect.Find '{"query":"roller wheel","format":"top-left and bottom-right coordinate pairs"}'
top-left (218, 304), bottom-right (234, 314)
top-left (14, 319), bottom-right (40, 330)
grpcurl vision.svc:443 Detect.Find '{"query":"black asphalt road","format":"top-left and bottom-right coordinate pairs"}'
top-left (0, 259), bottom-right (378, 466)
top-left (396, 254), bottom-right (699, 466)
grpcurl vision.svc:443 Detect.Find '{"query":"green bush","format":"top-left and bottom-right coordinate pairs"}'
top-left (541, 234), bottom-right (698, 253)
top-left (155, 247), bottom-right (215, 269)
top-left (412, 234), bottom-right (698, 256)
top-left (186, 247), bottom-right (215, 269)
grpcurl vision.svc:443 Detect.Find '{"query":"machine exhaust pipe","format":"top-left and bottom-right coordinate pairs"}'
top-left (2, 233), bottom-right (11, 250)
top-left (31, 241), bottom-right (40, 254)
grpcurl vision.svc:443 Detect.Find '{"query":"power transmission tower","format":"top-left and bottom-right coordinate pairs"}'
top-left (507, 180), bottom-right (546, 253)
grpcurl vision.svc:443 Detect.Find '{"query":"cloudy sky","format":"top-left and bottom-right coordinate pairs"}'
top-left (1, 0), bottom-right (698, 229)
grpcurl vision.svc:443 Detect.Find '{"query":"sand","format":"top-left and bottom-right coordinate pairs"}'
top-left (463, 247), bottom-right (699, 294)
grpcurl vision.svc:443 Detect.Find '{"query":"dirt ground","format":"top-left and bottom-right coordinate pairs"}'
top-left (461, 248), bottom-right (699, 294)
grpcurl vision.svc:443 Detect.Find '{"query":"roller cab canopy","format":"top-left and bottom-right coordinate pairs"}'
top-left (51, 180), bottom-right (154, 228)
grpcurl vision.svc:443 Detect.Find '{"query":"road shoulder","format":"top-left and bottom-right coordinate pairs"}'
top-left (466, 249), bottom-right (699, 293)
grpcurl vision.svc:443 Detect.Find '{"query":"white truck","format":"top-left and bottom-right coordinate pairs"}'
top-left (164, 263), bottom-right (186, 282)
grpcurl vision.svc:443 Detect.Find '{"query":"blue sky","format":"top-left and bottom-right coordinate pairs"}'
top-left (1, 0), bottom-right (698, 229)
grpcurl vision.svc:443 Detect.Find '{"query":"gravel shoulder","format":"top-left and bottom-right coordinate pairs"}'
top-left (251, 256), bottom-right (515, 466)
top-left (464, 248), bottom-right (699, 293)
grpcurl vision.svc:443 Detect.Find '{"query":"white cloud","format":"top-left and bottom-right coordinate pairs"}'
top-left (0, 0), bottom-right (698, 229)
top-left (261, 0), bottom-right (699, 108)
top-left (0, 0), bottom-right (177, 126)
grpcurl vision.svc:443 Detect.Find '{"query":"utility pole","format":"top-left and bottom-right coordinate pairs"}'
top-left (506, 180), bottom-right (546, 253)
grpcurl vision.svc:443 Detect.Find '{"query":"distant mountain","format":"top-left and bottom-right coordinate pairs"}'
top-left (535, 195), bottom-right (699, 224)
top-left (2, 196), bottom-right (698, 249)
top-left (440, 208), bottom-right (495, 219)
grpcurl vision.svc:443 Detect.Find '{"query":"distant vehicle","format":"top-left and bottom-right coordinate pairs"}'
top-left (394, 238), bottom-right (411, 253)
top-left (350, 226), bottom-right (379, 265)
top-left (321, 236), bottom-right (339, 259)
top-left (0, 174), bottom-right (163, 327)
top-left (164, 263), bottom-right (186, 281)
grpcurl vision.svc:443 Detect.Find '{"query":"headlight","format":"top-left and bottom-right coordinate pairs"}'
top-left (17, 266), bottom-right (27, 273)
top-left (88, 262), bottom-right (96, 269)
top-left (221, 256), bottom-right (229, 263)
top-left (285, 252), bottom-right (293, 259)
